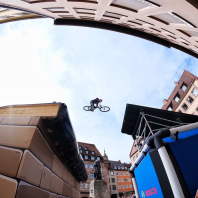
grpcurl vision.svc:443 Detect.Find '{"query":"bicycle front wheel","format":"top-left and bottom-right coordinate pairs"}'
top-left (83, 106), bottom-right (92, 111)
top-left (100, 106), bottom-right (110, 112)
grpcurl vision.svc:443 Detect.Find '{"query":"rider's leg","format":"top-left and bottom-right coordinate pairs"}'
top-left (90, 101), bottom-right (94, 111)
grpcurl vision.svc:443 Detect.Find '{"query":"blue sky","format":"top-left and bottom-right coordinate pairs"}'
top-left (0, 18), bottom-right (198, 163)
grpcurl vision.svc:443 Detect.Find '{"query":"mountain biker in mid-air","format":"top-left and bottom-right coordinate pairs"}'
top-left (90, 98), bottom-right (102, 111)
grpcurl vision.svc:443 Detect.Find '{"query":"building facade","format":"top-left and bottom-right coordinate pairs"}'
top-left (78, 142), bottom-right (110, 198)
top-left (109, 160), bottom-right (134, 198)
top-left (162, 70), bottom-right (198, 115)
top-left (129, 141), bottom-right (139, 166)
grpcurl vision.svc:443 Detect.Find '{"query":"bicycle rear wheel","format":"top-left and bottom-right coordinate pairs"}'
top-left (100, 106), bottom-right (110, 112)
top-left (83, 106), bottom-right (92, 111)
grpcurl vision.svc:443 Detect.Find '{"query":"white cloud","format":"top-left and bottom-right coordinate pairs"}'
top-left (0, 18), bottom-right (197, 163)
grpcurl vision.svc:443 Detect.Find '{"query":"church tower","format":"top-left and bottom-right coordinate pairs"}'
top-left (103, 149), bottom-right (109, 169)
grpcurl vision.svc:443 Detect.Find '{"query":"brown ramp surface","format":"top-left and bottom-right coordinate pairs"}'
top-left (16, 181), bottom-right (50, 198)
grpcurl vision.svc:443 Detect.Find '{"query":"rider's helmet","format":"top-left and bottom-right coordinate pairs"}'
top-left (100, 99), bottom-right (102, 102)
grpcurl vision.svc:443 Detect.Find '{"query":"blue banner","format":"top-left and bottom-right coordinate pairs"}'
top-left (134, 153), bottom-right (164, 198)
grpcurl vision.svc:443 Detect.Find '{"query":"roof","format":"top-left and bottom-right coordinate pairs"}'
top-left (162, 70), bottom-right (198, 111)
top-left (109, 160), bottom-right (130, 170)
top-left (122, 103), bottom-right (198, 136)
top-left (78, 142), bottom-right (103, 157)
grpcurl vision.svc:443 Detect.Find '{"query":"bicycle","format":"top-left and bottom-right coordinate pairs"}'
top-left (83, 104), bottom-right (110, 112)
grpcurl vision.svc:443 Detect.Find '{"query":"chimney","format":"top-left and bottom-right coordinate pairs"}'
top-left (118, 160), bottom-right (121, 162)
top-left (174, 82), bottom-right (179, 86)
top-left (163, 99), bottom-right (168, 105)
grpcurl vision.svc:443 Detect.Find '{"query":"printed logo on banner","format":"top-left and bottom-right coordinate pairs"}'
top-left (141, 187), bottom-right (157, 197)
top-left (141, 191), bottom-right (145, 198)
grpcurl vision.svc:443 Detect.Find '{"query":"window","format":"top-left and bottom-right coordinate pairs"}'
top-left (124, 178), bottom-right (127, 182)
top-left (101, 165), bottom-right (103, 169)
top-left (130, 184), bottom-right (132, 188)
top-left (187, 96), bottom-right (194, 103)
top-left (85, 183), bottom-right (89, 189)
top-left (86, 151), bottom-right (89, 154)
top-left (167, 106), bottom-right (172, 111)
top-left (80, 183), bottom-right (83, 188)
top-left (125, 167), bottom-right (127, 170)
top-left (79, 146), bottom-right (81, 149)
top-left (121, 178), bottom-right (124, 182)
top-left (92, 151), bottom-right (94, 154)
top-left (123, 172), bottom-right (126, 176)
top-left (192, 88), bottom-right (198, 97)
top-left (118, 185), bottom-right (121, 189)
top-left (120, 172), bottom-right (122, 175)
top-left (126, 185), bottom-right (128, 189)
top-left (181, 84), bottom-right (187, 92)
top-left (91, 156), bottom-right (95, 160)
top-left (114, 166), bottom-right (117, 169)
top-left (102, 174), bottom-right (104, 179)
top-left (85, 163), bottom-right (88, 168)
top-left (116, 172), bottom-right (118, 175)
top-left (109, 185), bottom-right (111, 190)
top-left (80, 150), bottom-right (82, 153)
top-left (90, 164), bottom-right (93, 168)
top-left (127, 173), bottom-right (129, 176)
top-left (182, 103), bottom-right (188, 111)
top-left (122, 185), bottom-right (125, 189)
top-left (121, 167), bottom-right (124, 170)
top-left (174, 95), bottom-right (180, 103)
top-left (111, 178), bottom-right (115, 183)
top-left (128, 178), bottom-right (131, 182)
top-left (90, 174), bottom-right (94, 178)
top-left (113, 185), bottom-right (116, 190)
top-left (85, 147), bottom-right (87, 150)
top-left (97, 157), bottom-right (100, 161)
top-left (110, 171), bottom-right (114, 176)
top-left (118, 166), bottom-right (120, 169)
top-left (117, 179), bottom-right (120, 182)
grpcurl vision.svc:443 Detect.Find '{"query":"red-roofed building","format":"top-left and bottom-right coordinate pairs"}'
top-left (78, 142), bottom-right (110, 198)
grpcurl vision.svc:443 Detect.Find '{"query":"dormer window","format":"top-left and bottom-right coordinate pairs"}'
top-left (85, 147), bottom-right (87, 150)
top-left (86, 151), bottom-right (89, 154)
top-left (125, 167), bottom-right (127, 170)
top-left (92, 151), bottom-right (94, 154)
top-left (97, 157), bottom-right (100, 161)
top-left (79, 146), bottom-right (82, 149)
top-left (91, 156), bottom-right (95, 160)
top-left (118, 166), bottom-right (120, 170)
top-left (174, 95), bottom-right (180, 103)
top-left (114, 166), bottom-right (117, 169)
top-left (181, 83), bottom-right (187, 92)
top-left (85, 155), bottom-right (88, 159)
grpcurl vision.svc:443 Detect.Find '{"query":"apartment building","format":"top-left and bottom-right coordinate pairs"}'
top-left (78, 142), bottom-right (110, 198)
top-left (162, 70), bottom-right (198, 115)
top-left (109, 160), bottom-right (134, 198)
